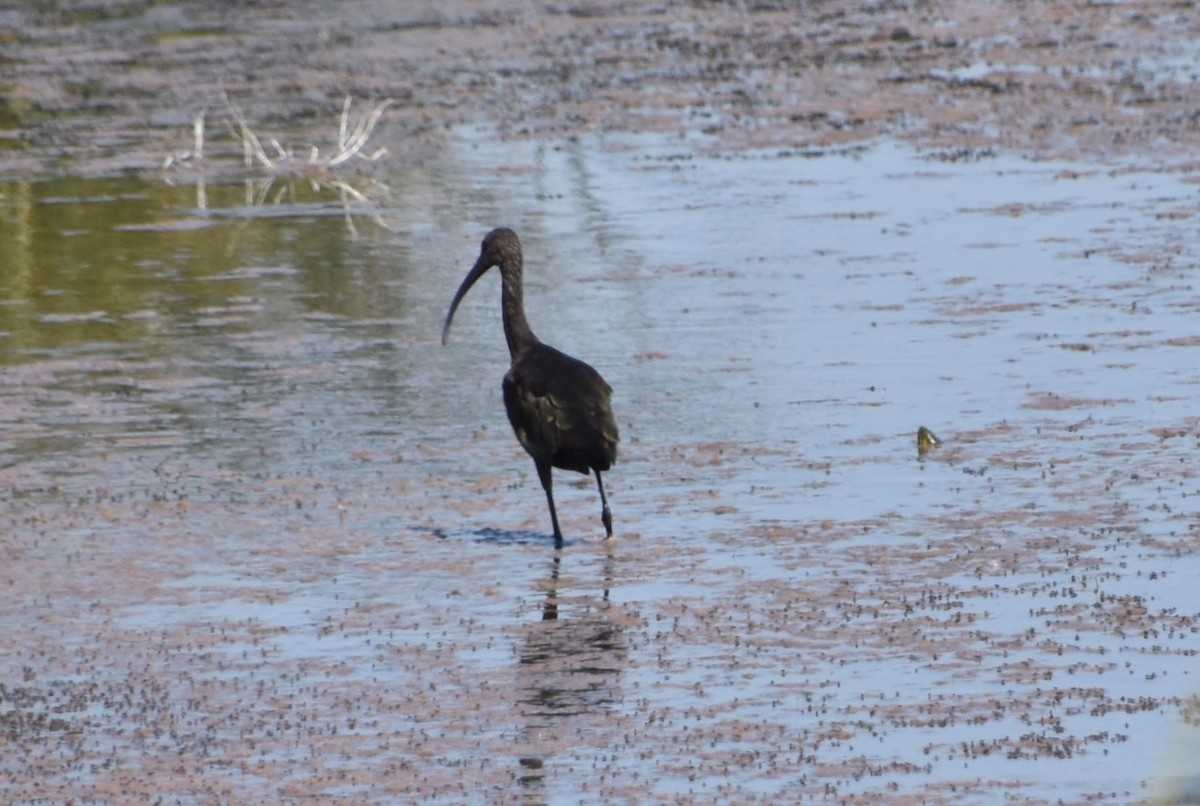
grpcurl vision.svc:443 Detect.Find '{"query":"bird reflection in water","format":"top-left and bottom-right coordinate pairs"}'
top-left (514, 544), bottom-right (623, 797)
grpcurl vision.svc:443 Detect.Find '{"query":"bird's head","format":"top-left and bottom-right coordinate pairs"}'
top-left (441, 228), bottom-right (523, 345)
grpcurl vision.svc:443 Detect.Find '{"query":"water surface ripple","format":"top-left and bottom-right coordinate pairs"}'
top-left (2, 135), bottom-right (1199, 802)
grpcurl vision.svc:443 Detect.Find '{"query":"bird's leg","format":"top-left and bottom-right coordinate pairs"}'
top-left (595, 470), bottom-right (613, 538)
top-left (535, 460), bottom-right (564, 549)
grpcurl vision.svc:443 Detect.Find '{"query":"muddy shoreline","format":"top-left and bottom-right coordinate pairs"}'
top-left (4, 2), bottom-right (1200, 804)
top-left (5, 0), bottom-right (1200, 177)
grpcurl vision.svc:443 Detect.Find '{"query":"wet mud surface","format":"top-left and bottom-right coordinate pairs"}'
top-left (3, 1), bottom-right (1200, 804)
top-left (5, 0), bottom-right (1200, 174)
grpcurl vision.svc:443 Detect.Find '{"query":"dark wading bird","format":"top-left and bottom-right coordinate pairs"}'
top-left (441, 228), bottom-right (619, 549)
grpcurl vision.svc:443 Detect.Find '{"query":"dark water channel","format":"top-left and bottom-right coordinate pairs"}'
top-left (3, 131), bottom-right (1200, 802)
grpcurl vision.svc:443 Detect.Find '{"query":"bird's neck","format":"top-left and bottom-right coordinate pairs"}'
top-left (500, 265), bottom-right (539, 360)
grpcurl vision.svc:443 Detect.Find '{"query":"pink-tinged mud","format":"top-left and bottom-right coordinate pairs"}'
top-left (3, 1), bottom-right (1200, 803)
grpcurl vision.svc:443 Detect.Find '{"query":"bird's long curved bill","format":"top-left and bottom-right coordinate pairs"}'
top-left (441, 255), bottom-right (492, 345)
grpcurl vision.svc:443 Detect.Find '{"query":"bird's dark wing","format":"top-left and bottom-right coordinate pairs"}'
top-left (503, 344), bottom-right (618, 476)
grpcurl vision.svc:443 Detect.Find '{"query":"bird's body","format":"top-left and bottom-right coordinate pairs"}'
top-left (503, 343), bottom-right (617, 477)
top-left (442, 228), bottom-right (618, 548)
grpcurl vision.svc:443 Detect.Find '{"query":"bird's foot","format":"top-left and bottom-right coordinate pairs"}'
top-left (601, 506), bottom-right (613, 538)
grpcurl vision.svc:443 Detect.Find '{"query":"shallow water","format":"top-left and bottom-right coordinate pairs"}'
top-left (3, 132), bottom-right (1200, 802)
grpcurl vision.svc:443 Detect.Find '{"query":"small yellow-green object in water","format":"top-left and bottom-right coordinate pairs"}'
top-left (917, 426), bottom-right (942, 454)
